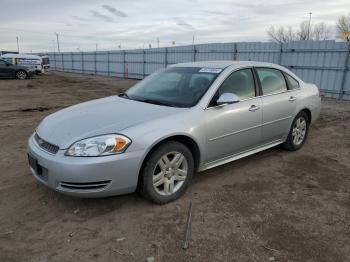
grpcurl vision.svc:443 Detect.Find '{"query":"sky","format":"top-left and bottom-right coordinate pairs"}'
top-left (0, 0), bottom-right (348, 53)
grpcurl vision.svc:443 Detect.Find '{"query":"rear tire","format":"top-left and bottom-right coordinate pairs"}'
top-left (283, 111), bottom-right (309, 151)
top-left (16, 70), bottom-right (28, 80)
top-left (139, 141), bottom-right (194, 204)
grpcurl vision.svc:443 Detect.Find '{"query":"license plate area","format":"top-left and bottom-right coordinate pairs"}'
top-left (28, 154), bottom-right (42, 175)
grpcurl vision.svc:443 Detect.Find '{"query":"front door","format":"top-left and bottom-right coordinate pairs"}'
top-left (204, 68), bottom-right (262, 163)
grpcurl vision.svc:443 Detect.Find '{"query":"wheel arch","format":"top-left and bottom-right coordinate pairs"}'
top-left (136, 134), bottom-right (201, 188)
top-left (300, 108), bottom-right (312, 123)
top-left (15, 69), bottom-right (28, 79)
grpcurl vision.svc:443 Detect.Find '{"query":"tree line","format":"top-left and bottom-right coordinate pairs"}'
top-left (267, 12), bottom-right (350, 43)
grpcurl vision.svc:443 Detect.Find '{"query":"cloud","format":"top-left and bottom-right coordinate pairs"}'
top-left (90, 10), bottom-right (114, 22)
top-left (71, 15), bottom-right (89, 22)
top-left (102, 5), bottom-right (127, 17)
top-left (174, 17), bottom-right (195, 30)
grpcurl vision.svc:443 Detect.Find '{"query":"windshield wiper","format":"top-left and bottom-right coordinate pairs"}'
top-left (134, 98), bottom-right (176, 107)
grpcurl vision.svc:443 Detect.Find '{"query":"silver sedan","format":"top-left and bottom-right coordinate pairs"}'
top-left (27, 61), bottom-right (321, 203)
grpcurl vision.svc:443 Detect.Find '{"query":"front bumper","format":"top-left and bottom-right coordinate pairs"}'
top-left (27, 134), bottom-right (145, 197)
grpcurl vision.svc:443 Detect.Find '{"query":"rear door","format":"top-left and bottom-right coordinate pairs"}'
top-left (255, 67), bottom-right (298, 144)
top-left (0, 60), bottom-right (12, 77)
top-left (204, 68), bottom-right (263, 163)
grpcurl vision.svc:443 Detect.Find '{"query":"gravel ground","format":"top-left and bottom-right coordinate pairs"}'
top-left (0, 72), bottom-right (349, 262)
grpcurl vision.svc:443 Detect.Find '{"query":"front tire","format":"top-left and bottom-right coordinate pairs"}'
top-left (139, 141), bottom-right (194, 204)
top-left (16, 70), bottom-right (28, 80)
top-left (283, 111), bottom-right (309, 151)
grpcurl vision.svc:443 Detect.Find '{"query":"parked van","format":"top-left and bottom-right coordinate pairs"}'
top-left (1, 54), bottom-right (50, 74)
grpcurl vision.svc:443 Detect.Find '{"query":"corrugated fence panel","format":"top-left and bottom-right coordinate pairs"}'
top-left (40, 40), bottom-right (350, 100)
top-left (167, 45), bottom-right (194, 64)
top-left (236, 42), bottom-right (281, 63)
top-left (72, 53), bottom-right (83, 73)
top-left (62, 53), bottom-right (72, 72)
top-left (195, 43), bottom-right (235, 61)
top-left (282, 41), bottom-right (348, 99)
top-left (109, 51), bottom-right (124, 77)
top-left (145, 48), bottom-right (166, 76)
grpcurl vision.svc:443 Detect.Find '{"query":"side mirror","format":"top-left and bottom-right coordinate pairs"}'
top-left (216, 93), bottom-right (240, 105)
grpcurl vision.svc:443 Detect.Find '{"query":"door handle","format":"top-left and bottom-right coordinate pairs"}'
top-left (249, 105), bottom-right (260, 112)
top-left (289, 96), bottom-right (297, 102)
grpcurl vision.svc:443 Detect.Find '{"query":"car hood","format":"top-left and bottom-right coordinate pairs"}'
top-left (36, 96), bottom-right (185, 149)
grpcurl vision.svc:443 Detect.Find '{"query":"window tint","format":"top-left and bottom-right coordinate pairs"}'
top-left (126, 67), bottom-right (219, 107)
top-left (285, 73), bottom-right (300, 90)
top-left (218, 69), bottom-right (256, 100)
top-left (256, 68), bottom-right (287, 95)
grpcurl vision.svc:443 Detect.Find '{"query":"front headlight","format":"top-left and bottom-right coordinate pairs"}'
top-left (65, 134), bottom-right (131, 157)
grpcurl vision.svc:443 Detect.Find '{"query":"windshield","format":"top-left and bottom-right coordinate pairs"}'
top-left (42, 57), bottom-right (50, 65)
top-left (125, 67), bottom-right (221, 107)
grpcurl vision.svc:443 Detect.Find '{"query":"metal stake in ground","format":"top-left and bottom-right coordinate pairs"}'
top-left (182, 202), bottom-right (193, 249)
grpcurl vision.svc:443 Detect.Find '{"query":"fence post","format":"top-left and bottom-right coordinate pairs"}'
top-left (142, 49), bottom-right (146, 79)
top-left (81, 52), bottom-right (84, 74)
top-left (193, 45), bottom-right (196, 62)
top-left (61, 53), bottom-right (64, 72)
top-left (339, 42), bottom-right (350, 100)
top-left (165, 47), bottom-right (168, 68)
top-left (71, 53), bottom-right (74, 73)
top-left (94, 51), bottom-right (97, 75)
top-left (233, 43), bottom-right (237, 60)
top-left (123, 50), bottom-right (126, 78)
top-left (107, 51), bottom-right (110, 76)
top-left (53, 52), bottom-right (56, 71)
top-left (278, 43), bottom-right (283, 65)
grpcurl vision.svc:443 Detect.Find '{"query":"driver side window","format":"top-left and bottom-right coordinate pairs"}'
top-left (218, 69), bottom-right (256, 100)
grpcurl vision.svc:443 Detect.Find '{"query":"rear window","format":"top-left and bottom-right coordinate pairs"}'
top-left (285, 73), bottom-right (300, 90)
top-left (256, 68), bottom-right (288, 95)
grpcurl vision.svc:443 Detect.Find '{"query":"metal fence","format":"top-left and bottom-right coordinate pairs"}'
top-left (40, 40), bottom-right (350, 100)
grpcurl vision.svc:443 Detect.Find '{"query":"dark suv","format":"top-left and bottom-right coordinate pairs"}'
top-left (0, 59), bottom-right (35, 79)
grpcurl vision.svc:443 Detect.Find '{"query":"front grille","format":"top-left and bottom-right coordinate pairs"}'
top-left (34, 133), bottom-right (59, 154)
top-left (59, 181), bottom-right (111, 191)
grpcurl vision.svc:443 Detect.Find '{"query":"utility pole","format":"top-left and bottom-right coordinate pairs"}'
top-left (308, 12), bottom-right (312, 40)
top-left (96, 41), bottom-right (98, 52)
top-left (55, 33), bottom-right (61, 53)
top-left (157, 38), bottom-right (159, 48)
top-left (192, 35), bottom-right (195, 45)
top-left (16, 36), bottom-right (20, 53)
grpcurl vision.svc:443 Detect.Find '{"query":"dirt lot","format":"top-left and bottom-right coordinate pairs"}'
top-left (0, 72), bottom-right (349, 262)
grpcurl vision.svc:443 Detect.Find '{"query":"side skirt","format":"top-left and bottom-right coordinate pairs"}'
top-left (199, 140), bottom-right (283, 172)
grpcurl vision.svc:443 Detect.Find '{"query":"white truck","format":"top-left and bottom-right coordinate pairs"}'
top-left (1, 54), bottom-right (50, 74)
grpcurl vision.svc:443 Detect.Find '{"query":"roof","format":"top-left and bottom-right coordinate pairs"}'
top-left (170, 60), bottom-right (277, 69)
top-left (1, 53), bottom-right (41, 59)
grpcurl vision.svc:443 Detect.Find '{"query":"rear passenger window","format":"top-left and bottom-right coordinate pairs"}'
top-left (285, 73), bottom-right (300, 90)
top-left (218, 69), bottom-right (256, 100)
top-left (256, 68), bottom-right (287, 95)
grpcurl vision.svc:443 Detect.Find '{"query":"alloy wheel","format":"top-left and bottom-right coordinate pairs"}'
top-left (16, 71), bottom-right (27, 80)
top-left (152, 151), bottom-right (188, 196)
top-left (292, 116), bottom-right (307, 146)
